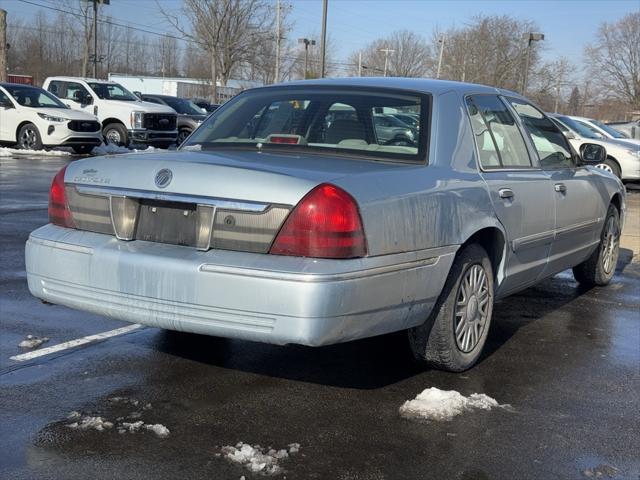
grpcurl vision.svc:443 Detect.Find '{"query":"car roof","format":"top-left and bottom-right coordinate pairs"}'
top-left (0, 82), bottom-right (42, 88)
top-left (46, 76), bottom-right (117, 84)
top-left (263, 76), bottom-right (523, 98)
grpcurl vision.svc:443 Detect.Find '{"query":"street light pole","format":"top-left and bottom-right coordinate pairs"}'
top-left (380, 48), bottom-right (394, 77)
top-left (320, 0), bottom-right (328, 78)
top-left (92, 0), bottom-right (98, 78)
top-left (522, 32), bottom-right (544, 95)
top-left (298, 38), bottom-right (315, 79)
top-left (436, 35), bottom-right (445, 79)
top-left (274, 0), bottom-right (280, 83)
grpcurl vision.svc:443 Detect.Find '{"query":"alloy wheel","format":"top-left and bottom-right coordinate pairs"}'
top-left (601, 215), bottom-right (619, 275)
top-left (454, 264), bottom-right (490, 353)
top-left (19, 128), bottom-right (38, 149)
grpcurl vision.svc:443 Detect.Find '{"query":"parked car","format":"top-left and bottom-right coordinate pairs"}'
top-left (606, 120), bottom-right (640, 141)
top-left (140, 94), bottom-right (207, 144)
top-left (26, 78), bottom-right (625, 372)
top-left (191, 98), bottom-right (220, 114)
top-left (373, 113), bottom-right (417, 145)
top-left (567, 115), bottom-right (640, 146)
top-left (392, 112), bottom-right (420, 130)
top-left (550, 114), bottom-right (640, 180)
top-left (0, 82), bottom-right (102, 153)
top-left (42, 77), bottom-right (178, 148)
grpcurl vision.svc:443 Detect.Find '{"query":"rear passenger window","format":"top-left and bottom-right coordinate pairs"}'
top-left (466, 95), bottom-right (532, 169)
top-left (508, 99), bottom-right (574, 169)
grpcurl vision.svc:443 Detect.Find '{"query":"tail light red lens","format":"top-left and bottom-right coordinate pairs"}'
top-left (48, 165), bottom-right (75, 228)
top-left (270, 184), bottom-right (367, 259)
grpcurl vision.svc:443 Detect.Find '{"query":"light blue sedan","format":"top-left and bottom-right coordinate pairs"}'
top-left (26, 78), bottom-right (625, 371)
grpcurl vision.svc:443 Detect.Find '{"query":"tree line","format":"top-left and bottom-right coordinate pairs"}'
top-left (6, 1), bottom-right (638, 118)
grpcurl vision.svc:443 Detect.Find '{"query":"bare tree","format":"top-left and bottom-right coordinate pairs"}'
top-left (159, 0), bottom-right (272, 101)
top-left (586, 12), bottom-right (640, 109)
top-left (348, 30), bottom-right (431, 77)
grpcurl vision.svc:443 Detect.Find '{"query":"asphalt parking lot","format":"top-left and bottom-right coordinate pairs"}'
top-left (1, 154), bottom-right (639, 480)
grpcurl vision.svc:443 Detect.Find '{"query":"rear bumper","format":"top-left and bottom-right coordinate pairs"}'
top-left (25, 224), bottom-right (456, 346)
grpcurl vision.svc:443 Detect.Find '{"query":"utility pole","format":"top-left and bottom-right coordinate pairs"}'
top-left (522, 32), bottom-right (544, 95)
top-left (274, 0), bottom-right (280, 83)
top-left (0, 9), bottom-right (6, 83)
top-left (87, 0), bottom-right (109, 79)
top-left (436, 35), bottom-right (445, 79)
top-left (358, 51), bottom-right (362, 77)
top-left (319, 0), bottom-right (328, 78)
top-left (298, 38), bottom-right (315, 79)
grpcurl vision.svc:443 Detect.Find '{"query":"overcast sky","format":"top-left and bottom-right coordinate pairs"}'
top-left (4, 0), bottom-right (638, 73)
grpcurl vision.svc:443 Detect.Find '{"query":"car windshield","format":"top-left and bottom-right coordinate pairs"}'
top-left (162, 97), bottom-right (205, 115)
top-left (4, 85), bottom-right (67, 108)
top-left (88, 82), bottom-right (138, 101)
top-left (183, 87), bottom-right (428, 162)
top-left (591, 119), bottom-right (627, 139)
top-left (557, 116), bottom-right (600, 139)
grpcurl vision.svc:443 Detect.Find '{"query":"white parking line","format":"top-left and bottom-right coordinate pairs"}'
top-left (10, 324), bottom-right (143, 362)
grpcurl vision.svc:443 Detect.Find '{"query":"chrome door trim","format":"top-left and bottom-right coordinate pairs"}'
top-left (511, 230), bottom-right (555, 252)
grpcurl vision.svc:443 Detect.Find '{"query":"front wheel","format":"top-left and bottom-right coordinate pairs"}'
top-left (573, 204), bottom-right (620, 287)
top-left (17, 123), bottom-right (43, 150)
top-left (595, 158), bottom-right (621, 179)
top-left (177, 129), bottom-right (192, 145)
top-left (103, 123), bottom-right (128, 147)
top-left (409, 244), bottom-right (494, 372)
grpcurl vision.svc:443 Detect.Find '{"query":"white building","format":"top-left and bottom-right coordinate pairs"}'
top-left (107, 73), bottom-right (262, 102)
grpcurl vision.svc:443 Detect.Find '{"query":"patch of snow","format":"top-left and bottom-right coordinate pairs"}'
top-left (180, 144), bottom-right (202, 152)
top-left (18, 335), bottom-right (50, 349)
top-left (91, 143), bottom-right (130, 155)
top-left (0, 146), bottom-right (72, 157)
top-left (399, 387), bottom-right (508, 421)
top-left (66, 415), bottom-right (113, 432)
top-left (144, 423), bottom-right (170, 438)
top-left (221, 442), bottom-right (301, 476)
top-left (119, 420), bottom-right (144, 433)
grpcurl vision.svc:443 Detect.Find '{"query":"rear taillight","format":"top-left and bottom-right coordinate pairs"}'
top-left (269, 184), bottom-right (367, 259)
top-left (48, 165), bottom-right (75, 228)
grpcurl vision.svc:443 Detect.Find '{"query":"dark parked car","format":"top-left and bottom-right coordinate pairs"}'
top-left (141, 94), bottom-right (207, 144)
top-left (191, 98), bottom-right (221, 114)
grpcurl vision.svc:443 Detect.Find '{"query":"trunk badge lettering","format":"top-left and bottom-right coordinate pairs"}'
top-left (155, 169), bottom-right (173, 189)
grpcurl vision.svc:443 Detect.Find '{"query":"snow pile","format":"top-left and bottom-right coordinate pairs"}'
top-left (65, 401), bottom-right (169, 438)
top-left (18, 335), bottom-right (50, 349)
top-left (0, 146), bottom-right (71, 157)
top-left (90, 143), bottom-right (172, 156)
top-left (116, 420), bottom-right (170, 437)
top-left (220, 442), bottom-right (301, 476)
top-left (66, 412), bottom-right (114, 432)
top-left (399, 387), bottom-right (507, 421)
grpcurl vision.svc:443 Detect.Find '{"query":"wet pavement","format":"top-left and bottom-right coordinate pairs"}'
top-left (1, 155), bottom-right (639, 480)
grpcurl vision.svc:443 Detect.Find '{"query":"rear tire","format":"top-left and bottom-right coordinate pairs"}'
top-left (572, 204), bottom-right (620, 287)
top-left (17, 123), bottom-right (43, 150)
top-left (103, 123), bottom-right (128, 147)
top-left (408, 244), bottom-right (494, 372)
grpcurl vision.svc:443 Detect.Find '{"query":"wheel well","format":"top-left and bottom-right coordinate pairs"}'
top-left (102, 118), bottom-right (125, 129)
top-left (15, 121), bottom-right (35, 141)
top-left (610, 193), bottom-right (622, 215)
top-left (606, 155), bottom-right (620, 169)
top-left (462, 227), bottom-right (505, 279)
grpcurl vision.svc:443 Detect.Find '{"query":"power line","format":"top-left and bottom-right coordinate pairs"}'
top-left (15, 0), bottom-right (360, 70)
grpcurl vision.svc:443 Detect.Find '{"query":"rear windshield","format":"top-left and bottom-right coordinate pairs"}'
top-left (183, 87), bottom-right (429, 162)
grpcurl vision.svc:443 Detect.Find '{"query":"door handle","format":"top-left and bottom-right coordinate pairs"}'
top-left (498, 188), bottom-right (514, 199)
top-left (555, 183), bottom-right (567, 193)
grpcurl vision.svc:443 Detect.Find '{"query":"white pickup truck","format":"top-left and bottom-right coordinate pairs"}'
top-left (42, 77), bottom-right (178, 148)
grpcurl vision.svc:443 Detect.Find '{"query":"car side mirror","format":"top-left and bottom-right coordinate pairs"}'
top-left (580, 143), bottom-right (606, 164)
top-left (83, 95), bottom-right (93, 106)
